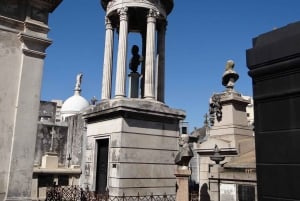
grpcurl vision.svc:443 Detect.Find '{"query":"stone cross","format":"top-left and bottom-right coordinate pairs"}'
top-left (49, 127), bottom-right (56, 152)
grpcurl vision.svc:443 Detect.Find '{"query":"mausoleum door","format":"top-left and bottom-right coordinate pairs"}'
top-left (96, 139), bottom-right (109, 193)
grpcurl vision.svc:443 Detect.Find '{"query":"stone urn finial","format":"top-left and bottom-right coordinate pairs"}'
top-left (222, 60), bottom-right (239, 91)
top-left (210, 144), bottom-right (225, 164)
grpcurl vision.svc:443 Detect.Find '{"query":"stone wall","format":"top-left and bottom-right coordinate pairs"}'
top-left (66, 114), bottom-right (86, 167)
top-left (34, 123), bottom-right (68, 166)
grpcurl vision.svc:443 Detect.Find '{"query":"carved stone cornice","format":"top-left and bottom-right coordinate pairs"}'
top-left (102, 0), bottom-right (173, 15)
top-left (104, 0), bottom-right (165, 18)
top-left (18, 33), bottom-right (52, 58)
top-left (25, 20), bottom-right (50, 35)
top-left (29, 0), bottom-right (62, 13)
top-left (0, 15), bottom-right (24, 32)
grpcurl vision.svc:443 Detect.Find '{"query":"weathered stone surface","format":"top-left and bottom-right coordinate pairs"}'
top-left (84, 99), bottom-right (185, 123)
top-left (34, 123), bottom-right (68, 166)
top-left (175, 169), bottom-right (191, 201)
top-left (0, 1), bottom-right (61, 200)
top-left (83, 99), bottom-right (185, 196)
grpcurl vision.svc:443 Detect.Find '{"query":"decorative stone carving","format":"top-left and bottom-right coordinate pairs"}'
top-left (210, 144), bottom-right (225, 164)
top-left (117, 6), bottom-right (128, 21)
top-left (222, 60), bottom-right (239, 91)
top-left (209, 94), bottom-right (222, 126)
top-left (147, 8), bottom-right (159, 19)
top-left (175, 134), bottom-right (193, 169)
top-left (105, 16), bottom-right (113, 29)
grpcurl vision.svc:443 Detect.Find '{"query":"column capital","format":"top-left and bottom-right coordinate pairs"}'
top-left (105, 16), bottom-right (113, 30)
top-left (117, 7), bottom-right (128, 21)
top-left (147, 9), bottom-right (159, 22)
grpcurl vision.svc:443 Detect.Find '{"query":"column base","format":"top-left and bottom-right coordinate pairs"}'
top-left (114, 95), bottom-right (126, 99)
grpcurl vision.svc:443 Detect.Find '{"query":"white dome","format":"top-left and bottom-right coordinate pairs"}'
top-left (61, 92), bottom-right (89, 119)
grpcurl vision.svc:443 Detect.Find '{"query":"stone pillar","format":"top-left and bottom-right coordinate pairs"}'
top-left (115, 7), bottom-right (128, 98)
top-left (0, 1), bottom-right (61, 198)
top-left (5, 36), bottom-right (51, 201)
top-left (144, 9), bottom-right (157, 100)
top-left (209, 165), bottom-right (221, 201)
top-left (0, 11), bottom-right (56, 201)
top-left (175, 168), bottom-right (191, 201)
top-left (128, 72), bottom-right (140, 98)
top-left (101, 17), bottom-right (114, 100)
top-left (157, 20), bottom-right (167, 103)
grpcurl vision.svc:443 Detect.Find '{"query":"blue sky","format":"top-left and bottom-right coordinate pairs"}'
top-left (42, 1), bottom-right (300, 129)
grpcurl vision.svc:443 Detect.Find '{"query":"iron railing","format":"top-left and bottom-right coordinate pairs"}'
top-left (45, 186), bottom-right (178, 201)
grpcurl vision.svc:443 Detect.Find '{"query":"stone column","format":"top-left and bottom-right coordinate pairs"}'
top-left (101, 17), bottom-right (114, 100)
top-left (157, 20), bottom-right (167, 103)
top-left (209, 164), bottom-right (222, 201)
top-left (115, 7), bottom-right (128, 98)
top-left (144, 9), bottom-right (157, 100)
top-left (175, 168), bottom-right (191, 201)
top-left (140, 32), bottom-right (146, 98)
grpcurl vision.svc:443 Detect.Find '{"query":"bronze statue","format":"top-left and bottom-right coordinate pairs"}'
top-left (129, 45), bottom-right (141, 73)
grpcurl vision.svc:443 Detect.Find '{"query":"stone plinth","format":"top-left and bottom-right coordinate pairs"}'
top-left (41, 152), bottom-right (59, 169)
top-left (209, 91), bottom-right (253, 148)
top-left (128, 72), bottom-right (140, 98)
top-left (174, 168), bottom-right (191, 201)
top-left (83, 99), bottom-right (185, 196)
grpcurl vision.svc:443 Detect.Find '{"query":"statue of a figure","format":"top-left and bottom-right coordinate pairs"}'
top-left (75, 73), bottom-right (83, 90)
top-left (129, 45), bottom-right (141, 73)
top-left (222, 60), bottom-right (239, 91)
top-left (175, 134), bottom-right (193, 168)
top-left (90, 96), bottom-right (97, 105)
top-left (225, 59), bottom-right (234, 71)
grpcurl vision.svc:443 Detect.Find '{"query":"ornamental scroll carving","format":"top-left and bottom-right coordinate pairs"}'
top-left (117, 6), bottom-right (128, 20)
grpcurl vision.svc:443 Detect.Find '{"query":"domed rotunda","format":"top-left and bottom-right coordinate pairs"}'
top-left (61, 73), bottom-right (89, 121)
